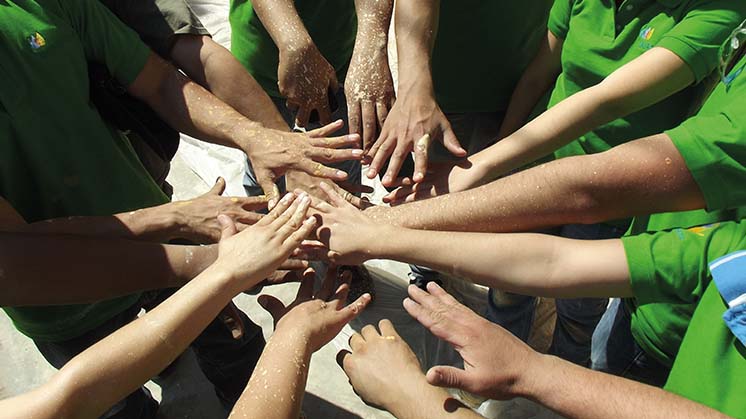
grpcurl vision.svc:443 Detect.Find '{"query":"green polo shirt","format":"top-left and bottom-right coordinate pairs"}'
top-left (664, 283), bottom-right (745, 418)
top-left (622, 222), bottom-right (745, 416)
top-left (547, 0), bottom-right (746, 160)
top-left (623, 53), bottom-right (746, 365)
top-left (431, 0), bottom-right (552, 113)
top-left (0, 0), bottom-right (168, 341)
top-left (229, 0), bottom-right (356, 98)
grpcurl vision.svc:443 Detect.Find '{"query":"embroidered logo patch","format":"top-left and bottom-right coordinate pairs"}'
top-left (28, 32), bottom-right (46, 50)
top-left (638, 27), bottom-right (655, 50)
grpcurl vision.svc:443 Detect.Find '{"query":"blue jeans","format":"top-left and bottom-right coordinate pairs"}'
top-left (35, 290), bottom-right (265, 418)
top-left (484, 222), bottom-right (626, 366)
top-left (243, 87), bottom-right (361, 197)
top-left (591, 298), bottom-right (671, 386)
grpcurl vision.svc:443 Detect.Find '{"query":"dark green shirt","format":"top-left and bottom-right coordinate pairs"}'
top-left (0, 0), bottom-right (168, 341)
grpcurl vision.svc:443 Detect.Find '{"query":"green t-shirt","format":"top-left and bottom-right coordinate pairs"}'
top-left (431, 0), bottom-right (552, 113)
top-left (0, 0), bottom-right (168, 341)
top-left (623, 220), bottom-right (746, 366)
top-left (229, 0), bottom-right (356, 98)
top-left (664, 283), bottom-right (746, 418)
top-left (547, 0), bottom-right (746, 160)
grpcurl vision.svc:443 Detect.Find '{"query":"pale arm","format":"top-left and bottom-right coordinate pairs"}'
top-left (472, 47), bottom-right (695, 181)
top-left (369, 133), bottom-right (705, 232)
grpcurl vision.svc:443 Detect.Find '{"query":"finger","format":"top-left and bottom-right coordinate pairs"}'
top-left (319, 182), bottom-right (349, 208)
top-left (349, 332), bottom-right (365, 351)
top-left (237, 195), bottom-right (270, 211)
top-left (317, 102), bottom-right (333, 126)
top-left (277, 194), bottom-right (312, 238)
top-left (442, 127), bottom-right (467, 157)
top-left (307, 119), bottom-right (344, 138)
top-left (269, 192), bottom-right (307, 230)
top-left (347, 100), bottom-right (362, 137)
top-left (277, 259), bottom-right (310, 271)
top-left (235, 212), bottom-right (264, 226)
top-left (316, 265), bottom-right (339, 301)
top-left (382, 183), bottom-right (414, 204)
top-left (298, 160), bottom-right (348, 181)
top-left (426, 366), bottom-right (469, 390)
top-left (219, 302), bottom-right (245, 340)
top-left (258, 192), bottom-right (295, 226)
top-left (257, 294), bottom-right (287, 323)
top-left (412, 134), bottom-right (431, 183)
top-left (336, 180), bottom-right (374, 195)
top-left (209, 177), bottom-right (227, 196)
top-left (296, 267), bottom-right (315, 300)
top-left (377, 319), bottom-right (400, 339)
top-left (308, 133), bottom-right (361, 149)
top-left (282, 216), bottom-right (317, 252)
top-left (407, 283), bottom-right (437, 307)
top-left (330, 282), bottom-right (351, 309)
top-left (382, 143), bottom-right (411, 187)
top-left (254, 169), bottom-right (281, 209)
top-left (305, 147), bottom-right (365, 164)
top-left (367, 137), bottom-right (396, 179)
top-left (217, 214), bottom-right (237, 241)
top-left (336, 349), bottom-right (352, 371)
top-left (360, 324), bottom-right (379, 340)
top-left (295, 105), bottom-right (311, 128)
top-left (375, 101), bottom-right (389, 130)
top-left (426, 281), bottom-right (460, 306)
top-left (402, 297), bottom-right (430, 328)
top-left (361, 100), bottom-right (377, 153)
top-left (335, 292), bottom-right (371, 324)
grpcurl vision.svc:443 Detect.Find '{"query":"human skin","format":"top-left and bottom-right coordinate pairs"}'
top-left (229, 267), bottom-right (372, 419)
top-left (0, 193), bottom-right (319, 419)
top-left (310, 182), bottom-right (631, 298)
top-left (370, 134), bottom-right (706, 233)
top-left (338, 320), bottom-right (484, 419)
top-left (403, 283), bottom-right (734, 419)
top-left (367, 0), bottom-right (467, 186)
top-left (128, 51), bottom-right (363, 207)
top-left (384, 39), bottom-right (696, 200)
top-left (345, 0), bottom-right (395, 154)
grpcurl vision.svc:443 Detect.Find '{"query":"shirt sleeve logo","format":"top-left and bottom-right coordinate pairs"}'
top-left (638, 27), bottom-right (655, 50)
top-left (27, 32), bottom-right (46, 50)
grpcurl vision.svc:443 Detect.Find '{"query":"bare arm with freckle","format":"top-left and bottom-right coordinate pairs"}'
top-left (369, 134), bottom-right (705, 232)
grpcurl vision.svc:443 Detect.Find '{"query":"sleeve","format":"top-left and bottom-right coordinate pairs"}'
top-left (666, 95), bottom-right (746, 211)
top-left (97, 0), bottom-right (210, 58)
top-left (60, 0), bottom-right (151, 86)
top-left (547, 0), bottom-right (574, 40)
top-left (656, 1), bottom-right (746, 83)
top-left (621, 221), bottom-right (740, 305)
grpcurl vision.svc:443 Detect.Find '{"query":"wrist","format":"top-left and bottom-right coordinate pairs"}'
top-left (228, 119), bottom-right (267, 155)
top-left (138, 204), bottom-right (182, 242)
top-left (513, 353), bottom-right (555, 401)
top-left (386, 380), bottom-right (450, 419)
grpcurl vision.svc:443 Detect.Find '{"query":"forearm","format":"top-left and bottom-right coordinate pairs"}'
top-left (252, 0), bottom-right (313, 51)
top-left (375, 228), bottom-right (631, 298)
top-left (395, 0), bottom-right (438, 94)
top-left (369, 134), bottom-right (704, 232)
top-left (230, 329), bottom-right (313, 419)
top-left (49, 265), bottom-right (241, 418)
top-left (353, 0), bottom-right (393, 59)
top-left (171, 36), bottom-right (289, 131)
top-left (522, 355), bottom-right (732, 419)
top-left (384, 379), bottom-right (483, 419)
top-left (0, 232), bottom-right (215, 306)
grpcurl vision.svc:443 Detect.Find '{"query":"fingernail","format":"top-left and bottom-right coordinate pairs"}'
top-left (336, 170), bottom-right (347, 178)
top-left (301, 195), bottom-right (310, 204)
top-left (351, 149), bottom-right (364, 157)
top-left (281, 193), bottom-right (293, 203)
top-left (268, 200), bottom-right (277, 209)
top-left (367, 169), bottom-right (375, 177)
top-left (304, 217), bottom-right (316, 225)
top-left (383, 175), bottom-right (391, 183)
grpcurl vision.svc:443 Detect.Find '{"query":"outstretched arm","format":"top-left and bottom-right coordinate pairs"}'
top-left (229, 267), bottom-right (371, 419)
top-left (0, 193), bottom-right (317, 419)
top-left (313, 183), bottom-right (631, 299)
top-left (375, 133), bottom-right (705, 232)
top-left (404, 283), bottom-right (733, 419)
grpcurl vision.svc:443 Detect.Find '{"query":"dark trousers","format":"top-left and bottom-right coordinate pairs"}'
top-left (34, 290), bottom-right (265, 418)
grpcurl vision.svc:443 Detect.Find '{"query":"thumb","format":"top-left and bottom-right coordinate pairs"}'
top-left (442, 129), bottom-right (467, 157)
top-left (256, 169), bottom-right (281, 209)
top-left (210, 177), bottom-right (227, 195)
top-left (217, 214), bottom-right (237, 241)
top-left (257, 294), bottom-right (287, 322)
top-left (426, 366), bottom-right (469, 390)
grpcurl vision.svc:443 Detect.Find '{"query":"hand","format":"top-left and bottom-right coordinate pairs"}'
top-left (337, 320), bottom-right (426, 411)
top-left (170, 177), bottom-right (267, 243)
top-left (258, 266), bottom-right (372, 352)
top-left (286, 170), bottom-right (373, 210)
top-left (309, 182), bottom-right (383, 265)
top-left (241, 123), bottom-right (363, 208)
top-left (367, 89), bottom-right (466, 187)
top-left (382, 158), bottom-right (484, 205)
top-left (210, 192), bottom-right (317, 290)
top-left (278, 41), bottom-right (339, 127)
top-left (345, 33), bottom-right (395, 154)
top-left (403, 282), bottom-right (540, 400)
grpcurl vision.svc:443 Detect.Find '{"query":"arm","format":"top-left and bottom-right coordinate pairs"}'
top-left (0, 179), bottom-right (267, 243)
top-left (497, 30), bottom-right (564, 139)
top-left (345, 0), bottom-right (395, 152)
top-left (472, 47), bottom-right (695, 181)
top-left (128, 52), bottom-right (361, 206)
top-left (314, 182), bottom-right (631, 298)
top-left (367, 0), bottom-right (466, 186)
top-left (0, 193), bottom-right (317, 419)
top-left (251, 0), bottom-right (338, 127)
top-left (339, 320), bottom-right (484, 419)
top-left (374, 133), bottom-right (705, 232)
top-left (404, 283), bottom-right (733, 419)
top-left (229, 267), bottom-right (371, 419)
